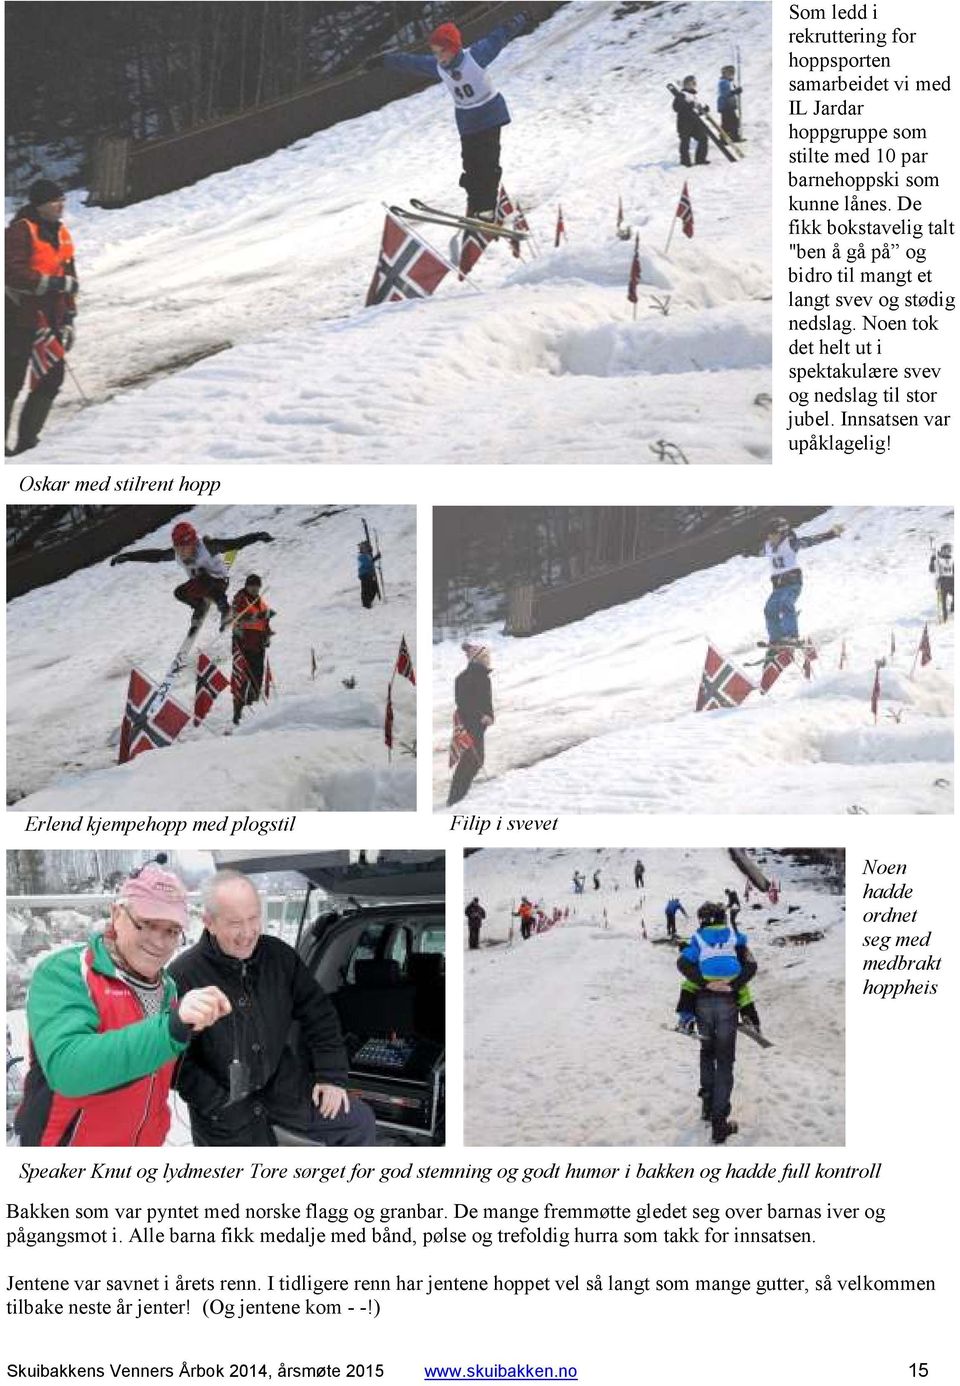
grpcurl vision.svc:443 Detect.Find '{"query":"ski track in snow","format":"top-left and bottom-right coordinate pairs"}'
top-left (434, 506), bottom-right (955, 814)
top-left (8, 504), bottom-right (416, 811)
top-left (463, 848), bottom-right (845, 1147)
top-left (8, 2), bottom-right (771, 465)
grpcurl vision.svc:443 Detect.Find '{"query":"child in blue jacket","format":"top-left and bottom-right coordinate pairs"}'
top-left (374, 15), bottom-right (528, 218)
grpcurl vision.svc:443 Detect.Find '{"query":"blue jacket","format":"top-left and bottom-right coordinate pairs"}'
top-left (665, 898), bottom-right (686, 919)
top-left (717, 76), bottom-right (739, 113)
top-left (679, 924), bottom-right (754, 986)
top-left (383, 17), bottom-right (526, 135)
top-left (357, 552), bottom-right (376, 578)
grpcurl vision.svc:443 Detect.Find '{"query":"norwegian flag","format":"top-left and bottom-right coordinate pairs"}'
top-left (676, 182), bottom-right (695, 238)
top-left (696, 643), bottom-right (755, 712)
top-left (497, 184), bottom-right (522, 259)
top-left (118, 668), bottom-right (190, 764)
top-left (231, 647), bottom-right (251, 704)
top-left (384, 684), bottom-right (394, 751)
top-left (458, 226), bottom-right (491, 279)
top-left (448, 708), bottom-right (476, 768)
top-left (919, 623), bottom-right (932, 666)
top-left (394, 635), bottom-right (416, 685)
top-left (871, 663), bottom-right (882, 720)
top-left (627, 234), bottom-right (641, 304)
top-left (554, 204), bottom-right (566, 248)
top-left (365, 213), bottom-right (451, 307)
top-left (760, 645), bottom-right (794, 695)
top-left (28, 312), bottom-right (66, 391)
top-left (193, 651), bottom-right (229, 726)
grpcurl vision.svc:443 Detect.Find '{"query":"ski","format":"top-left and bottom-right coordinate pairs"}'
top-left (392, 200), bottom-right (530, 243)
top-left (701, 107), bottom-right (745, 159)
top-left (666, 84), bottom-right (738, 164)
top-left (738, 1020), bottom-right (774, 1049)
top-left (362, 516), bottom-right (383, 603)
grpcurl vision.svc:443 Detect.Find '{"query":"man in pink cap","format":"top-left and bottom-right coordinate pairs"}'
top-left (448, 639), bottom-right (495, 806)
top-left (16, 862), bottom-right (230, 1147)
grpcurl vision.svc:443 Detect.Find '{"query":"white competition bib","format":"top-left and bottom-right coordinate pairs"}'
top-left (765, 536), bottom-right (800, 576)
top-left (437, 50), bottom-right (498, 109)
top-left (178, 538), bottom-right (228, 581)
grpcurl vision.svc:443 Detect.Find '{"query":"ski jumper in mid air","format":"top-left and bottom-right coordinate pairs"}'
top-left (111, 521), bottom-right (273, 633)
top-left (378, 15), bottom-right (528, 219)
top-left (760, 516), bottom-right (844, 646)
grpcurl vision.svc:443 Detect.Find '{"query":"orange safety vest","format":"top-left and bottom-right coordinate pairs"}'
top-left (233, 594), bottom-right (271, 633)
top-left (24, 218), bottom-right (75, 279)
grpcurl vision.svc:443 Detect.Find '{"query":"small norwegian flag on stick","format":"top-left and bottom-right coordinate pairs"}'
top-left (664, 181), bottom-right (694, 255)
top-left (394, 634), bottom-right (416, 685)
top-left (910, 623), bottom-right (933, 677)
top-left (554, 204), bottom-right (566, 248)
top-left (627, 234), bottom-right (641, 318)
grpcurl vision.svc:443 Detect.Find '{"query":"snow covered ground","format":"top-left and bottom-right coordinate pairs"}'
top-left (6, 2), bottom-right (771, 464)
top-left (463, 847), bottom-right (845, 1147)
top-left (434, 507), bottom-right (954, 814)
top-left (7, 504), bottom-right (416, 810)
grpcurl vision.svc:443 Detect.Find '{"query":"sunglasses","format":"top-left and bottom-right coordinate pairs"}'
top-left (120, 903), bottom-right (184, 946)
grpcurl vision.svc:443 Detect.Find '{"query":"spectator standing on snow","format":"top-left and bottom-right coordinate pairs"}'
top-left (111, 521), bottom-right (273, 634)
top-left (371, 14), bottom-right (529, 219)
top-left (231, 574), bottom-right (274, 727)
top-left (725, 888), bottom-right (741, 925)
top-left (634, 859), bottom-right (645, 889)
top-left (929, 542), bottom-right (954, 620)
top-left (5, 179), bottom-right (78, 456)
top-left (447, 640), bottom-right (495, 806)
top-left (717, 64), bottom-right (742, 142)
top-left (665, 897), bottom-right (687, 940)
top-left (672, 75), bottom-right (709, 167)
top-left (358, 539), bottom-right (381, 609)
top-left (465, 896), bottom-right (486, 951)
top-left (514, 898), bottom-right (534, 941)
top-left (674, 900), bottom-right (760, 1145)
top-left (593, 869), bottom-right (602, 891)
top-left (760, 516), bottom-right (844, 647)
top-left (572, 871), bottom-right (585, 895)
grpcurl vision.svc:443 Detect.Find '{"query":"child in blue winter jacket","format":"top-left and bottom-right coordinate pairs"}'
top-left (717, 65), bottom-right (742, 143)
top-left (373, 15), bottom-right (528, 218)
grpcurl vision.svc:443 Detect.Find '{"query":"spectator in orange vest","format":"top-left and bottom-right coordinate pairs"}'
top-left (232, 574), bottom-right (275, 726)
top-left (514, 897), bottom-right (534, 941)
top-left (5, 179), bottom-right (78, 456)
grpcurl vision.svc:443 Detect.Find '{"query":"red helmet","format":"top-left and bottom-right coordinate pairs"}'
top-left (172, 521), bottom-right (198, 547)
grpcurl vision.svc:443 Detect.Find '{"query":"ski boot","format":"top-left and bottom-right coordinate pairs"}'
top-left (711, 1117), bottom-right (738, 1145)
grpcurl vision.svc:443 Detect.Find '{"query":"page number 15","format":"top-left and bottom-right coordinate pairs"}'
top-left (909, 1367), bottom-right (929, 1378)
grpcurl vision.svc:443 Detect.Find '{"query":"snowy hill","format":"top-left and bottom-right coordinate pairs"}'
top-left (7, 504), bottom-right (416, 811)
top-left (434, 507), bottom-right (954, 813)
top-left (463, 847), bottom-right (845, 1146)
top-left (9, 2), bottom-right (771, 464)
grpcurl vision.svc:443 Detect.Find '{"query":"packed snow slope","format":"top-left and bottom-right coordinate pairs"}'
top-left (9, 2), bottom-right (771, 464)
top-left (435, 507), bottom-right (954, 813)
top-left (7, 504), bottom-right (416, 811)
top-left (463, 847), bottom-right (845, 1146)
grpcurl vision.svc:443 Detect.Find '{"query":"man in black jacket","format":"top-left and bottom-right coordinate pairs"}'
top-left (169, 870), bottom-right (375, 1146)
top-left (447, 640), bottom-right (495, 807)
top-left (672, 76), bottom-right (709, 167)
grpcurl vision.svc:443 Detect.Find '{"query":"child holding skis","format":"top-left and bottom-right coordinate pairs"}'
top-left (371, 14), bottom-right (528, 219)
top-left (111, 521), bottom-right (273, 634)
top-left (358, 539), bottom-right (381, 609)
top-left (717, 64), bottom-right (742, 143)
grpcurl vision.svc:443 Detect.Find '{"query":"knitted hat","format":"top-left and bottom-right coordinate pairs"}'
top-left (118, 864), bottom-right (189, 928)
top-left (429, 22), bottom-right (462, 53)
top-left (29, 178), bottom-right (65, 207)
top-left (461, 640), bottom-right (490, 665)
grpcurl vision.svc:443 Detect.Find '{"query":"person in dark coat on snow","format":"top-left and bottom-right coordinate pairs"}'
top-left (447, 640), bottom-right (495, 806)
top-left (358, 540), bottom-right (381, 608)
top-left (169, 870), bottom-right (375, 1147)
top-left (111, 520), bottom-right (273, 632)
top-left (672, 75), bottom-right (709, 167)
top-left (371, 14), bottom-right (528, 218)
top-left (5, 179), bottom-right (78, 456)
top-left (634, 859), bottom-right (645, 889)
top-left (465, 897), bottom-right (486, 951)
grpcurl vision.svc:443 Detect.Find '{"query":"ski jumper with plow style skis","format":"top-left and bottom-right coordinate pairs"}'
top-left (761, 525), bottom-right (841, 644)
top-left (112, 531), bottom-right (272, 623)
top-left (383, 16), bottom-right (527, 216)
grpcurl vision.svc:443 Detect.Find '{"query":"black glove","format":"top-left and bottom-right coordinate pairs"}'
top-left (363, 54), bottom-right (385, 70)
top-left (110, 554), bottom-right (129, 566)
top-left (61, 323), bottom-right (76, 353)
top-left (47, 275), bottom-right (78, 294)
top-left (257, 532), bottom-right (274, 543)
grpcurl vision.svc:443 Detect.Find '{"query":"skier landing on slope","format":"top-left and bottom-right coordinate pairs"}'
top-left (759, 515), bottom-right (844, 647)
top-left (111, 521), bottom-right (273, 634)
top-left (370, 13), bottom-right (529, 219)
